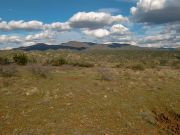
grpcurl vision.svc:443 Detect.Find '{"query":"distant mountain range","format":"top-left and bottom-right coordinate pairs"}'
top-left (13, 41), bottom-right (178, 51)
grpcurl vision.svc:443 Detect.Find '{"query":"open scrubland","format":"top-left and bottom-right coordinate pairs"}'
top-left (0, 50), bottom-right (180, 135)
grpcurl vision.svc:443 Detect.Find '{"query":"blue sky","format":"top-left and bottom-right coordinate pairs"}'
top-left (0, 0), bottom-right (134, 22)
top-left (0, 0), bottom-right (179, 49)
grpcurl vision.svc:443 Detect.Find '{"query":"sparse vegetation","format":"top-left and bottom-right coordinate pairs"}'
top-left (129, 63), bottom-right (145, 71)
top-left (0, 49), bottom-right (179, 135)
top-left (97, 68), bottom-right (113, 81)
top-left (0, 65), bottom-right (17, 77)
top-left (159, 59), bottom-right (169, 66)
top-left (51, 57), bottom-right (67, 66)
top-left (29, 65), bottom-right (50, 78)
top-left (171, 60), bottom-right (180, 69)
top-left (0, 57), bottom-right (11, 65)
top-left (69, 61), bottom-right (94, 67)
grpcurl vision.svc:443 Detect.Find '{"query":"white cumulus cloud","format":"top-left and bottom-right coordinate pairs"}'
top-left (110, 24), bottom-right (129, 34)
top-left (45, 22), bottom-right (71, 31)
top-left (82, 29), bottom-right (110, 38)
top-left (69, 12), bottom-right (128, 29)
top-left (131, 0), bottom-right (180, 23)
top-left (0, 20), bottom-right (43, 30)
top-left (25, 30), bottom-right (54, 41)
top-left (0, 35), bottom-right (22, 43)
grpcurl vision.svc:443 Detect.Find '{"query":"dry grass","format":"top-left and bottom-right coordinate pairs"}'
top-left (28, 65), bottom-right (50, 78)
top-left (152, 108), bottom-right (180, 135)
top-left (97, 68), bottom-right (113, 81)
top-left (0, 50), bottom-right (179, 135)
top-left (0, 65), bottom-right (17, 77)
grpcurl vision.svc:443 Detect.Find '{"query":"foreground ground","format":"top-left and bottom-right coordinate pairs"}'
top-left (0, 50), bottom-right (180, 135)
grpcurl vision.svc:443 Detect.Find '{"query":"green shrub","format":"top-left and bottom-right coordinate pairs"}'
top-left (52, 58), bottom-right (67, 66)
top-left (13, 53), bottom-right (28, 65)
top-left (28, 57), bottom-right (37, 64)
top-left (129, 63), bottom-right (145, 71)
top-left (159, 59), bottom-right (168, 66)
top-left (115, 63), bottom-right (126, 68)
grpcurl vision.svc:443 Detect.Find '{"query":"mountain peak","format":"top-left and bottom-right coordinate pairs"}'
top-left (32, 43), bottom-right (49, 46)
top-left (12, 41), bottom-right (177, 51)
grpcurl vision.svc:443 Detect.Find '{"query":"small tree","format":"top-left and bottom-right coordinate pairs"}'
top-left (13, 53), bottom-right (28, 65)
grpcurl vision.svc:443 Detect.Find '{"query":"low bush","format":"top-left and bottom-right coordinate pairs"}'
top-left (52, 57), bottom-right (67, 66)
top-left (171, 60), bottom-right (180, 69)
top-left (174, 55), bottom-right (180, 60)
top-left (13, 53), bottom-right (28, 65)
top-left (159, 59), bottom-right (168, 66)
top-left (97, 68), bottom-right (113, 81)
top-left (70, 61), bottom-right (94, 68)
top-left (129, 63), bottom-right (145, 71)
top-left (28, 56), bottom-right (37, 64)
top-left (0, 57), bottom-right (11, 65)
top-left (115, 62), bottom-right (126, 68)
top-left (0, 66), bottom-right (17, 77)
top-left (29, 65), bottom-right (50, 78)
top-left (147, 60), bottom-right (159, 68)
top-left (42, 58), bottom-right (52, 66)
